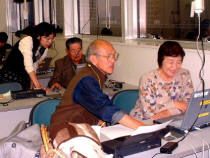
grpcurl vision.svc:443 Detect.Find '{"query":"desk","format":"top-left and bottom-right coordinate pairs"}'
top-left (100, 123), bottom-right (210, 158)
top-left (0, 89), bottom-right (65, 139)
top-left (127, 127), bottom-right (210, 158)
top-left (0, 83), bottom-right (137, 139)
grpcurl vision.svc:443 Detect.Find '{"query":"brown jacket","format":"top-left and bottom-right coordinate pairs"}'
top-left (48, 55), bottom-right (86, 88)
top-left (48, 63), bottom-right (107, 139)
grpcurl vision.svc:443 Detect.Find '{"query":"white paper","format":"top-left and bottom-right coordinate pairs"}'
top-left (100, 124), bottom-right (134, 142)
top-left (131, 120), bottom-right (172, 136)
top-left (91, 125), bottom-right (101, 139)
top-left (100, 120), bottom-right (173, 142)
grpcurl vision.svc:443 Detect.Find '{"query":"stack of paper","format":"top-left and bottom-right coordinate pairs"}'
top-left (100, 120), bottom-right (172, 142)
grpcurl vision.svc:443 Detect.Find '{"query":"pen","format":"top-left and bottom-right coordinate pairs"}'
top-left (101, 122), bottom-right (106, 127)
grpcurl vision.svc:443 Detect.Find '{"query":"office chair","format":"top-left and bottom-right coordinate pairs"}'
top-left (0, 82), bottom-right (22, 94)
top-left (29, 99), bottom-right (62, 127)
top-left (111, 89), bottom-right (139, 114)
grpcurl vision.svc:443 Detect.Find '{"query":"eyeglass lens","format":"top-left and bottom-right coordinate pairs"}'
top-left (107, 53), bottom-right (119, 61)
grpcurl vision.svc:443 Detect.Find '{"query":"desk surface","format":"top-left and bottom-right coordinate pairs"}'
top-left (101, 122), bottom-right (210, 158)
top-left (0, 89), bottom-right (65, 112)
top-left (0, 83), bottom-right (137, 112)
top-left (127, 127), bottom-right (210, 158)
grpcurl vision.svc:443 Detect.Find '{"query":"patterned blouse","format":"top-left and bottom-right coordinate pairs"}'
top-left (130, 68), bottom-right (194, 120)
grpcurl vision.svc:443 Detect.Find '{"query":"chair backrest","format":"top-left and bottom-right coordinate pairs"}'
top-left (0, 82), bottom-right (22, 94)
top-left (111, 89), bottom-right (139, 114)
top-left (29, 99), bottom-right (62, 127)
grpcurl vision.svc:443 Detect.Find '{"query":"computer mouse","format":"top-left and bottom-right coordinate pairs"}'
top-left (53, 86), bottom-right (60, 92)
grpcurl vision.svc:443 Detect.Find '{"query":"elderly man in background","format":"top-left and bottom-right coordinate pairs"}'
top-left (48, 37), bottom-right (86, 91)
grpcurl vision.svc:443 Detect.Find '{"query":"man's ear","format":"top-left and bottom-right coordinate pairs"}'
top-left (65, 49), bottom-right (69, 55)
top-left (90, 55), bottom-right (98, 65)
top-left (37, 36), bottom-right (41, 40)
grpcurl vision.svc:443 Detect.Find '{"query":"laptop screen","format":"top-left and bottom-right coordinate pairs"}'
top-left (181, 89), bottom-right (210, 129)
top-left (76, 63), bottom-right (86, 74)
top-left (37, 57), bottom-right (52, 74)
top-left (154, 89), bottom-right (210, 133)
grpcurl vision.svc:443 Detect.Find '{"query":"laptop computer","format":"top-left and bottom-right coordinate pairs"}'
top-left (36, 57), bottom-right (52, 74)
top-left (154, 89), bottom-right (210, 134)
top-left (101, 129), bottom-right (163, 157)
top-left (76, 63), bottom-right (86, 74)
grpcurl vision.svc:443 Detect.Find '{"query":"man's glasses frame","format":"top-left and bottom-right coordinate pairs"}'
top-left (43, 36), bottom-right (55, 42)
top-left (94, 53), bottom-right (119, 62)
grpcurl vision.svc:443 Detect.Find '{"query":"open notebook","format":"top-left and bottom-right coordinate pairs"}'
top-left (154, 89), bottom-right (210, 134)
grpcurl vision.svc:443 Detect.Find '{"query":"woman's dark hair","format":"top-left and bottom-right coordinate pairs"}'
top-left (34, 22), bottom-right (56, 38)
top-left (31, 22), bottom-right (56, 57)
top-left (65, 37), bottom-right (82, 50)
top-left (157, 41), bottom-right (185, 68)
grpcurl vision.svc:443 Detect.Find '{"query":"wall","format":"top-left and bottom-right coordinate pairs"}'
top-left (0, 0), bottom-right (7, 32)
top-left (110, 43), bottom-right (210, 91)
top-left (49, 37), bottom-right (210, 91)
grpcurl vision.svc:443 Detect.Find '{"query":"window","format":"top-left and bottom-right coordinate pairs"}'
top-left (9, 0), bottom-right (210, 42)
top-left (8, 0), bottom-right (34, 32)
top-left (137, 0), bottom-right (210, 41)
top-left (8, 0), bottom-right (57, 32)
top-left (77, 0), bottom-right (121, 36)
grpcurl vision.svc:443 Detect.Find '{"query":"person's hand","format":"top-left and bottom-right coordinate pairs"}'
top-left (41, 86), bottom-right (48, 92)
top-left (35, 86), bottom-right (48, 92)
top-left (97, 119), bottom-right (106, 127)
top-left (151, 110), bottom-right (171, 120)
top-left (174, 101), bottom-right (188, 113)
top-left (51, 83), bottom-right (62, 91)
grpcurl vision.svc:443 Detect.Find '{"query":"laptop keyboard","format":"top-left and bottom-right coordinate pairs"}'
top-left (36, 67), bottom-right (54, 75)
top-left (170, 120), bottom-right (183, 127)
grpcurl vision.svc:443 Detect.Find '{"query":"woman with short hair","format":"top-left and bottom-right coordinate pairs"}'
top-left (130, 41), bottom-right (194, 121)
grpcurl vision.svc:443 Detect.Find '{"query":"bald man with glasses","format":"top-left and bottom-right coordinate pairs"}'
top-left (48, 39), bottom-right (146, 140)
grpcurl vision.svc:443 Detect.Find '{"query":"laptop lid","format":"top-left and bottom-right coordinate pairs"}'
top-left (37, 57), bottom-right (52, 73)
top-left (102, 129), bottom-right (163, 157)
top-left (76, 63), bottom-right (86, 74)
top-left (154, 89), bottom-right (210, 133)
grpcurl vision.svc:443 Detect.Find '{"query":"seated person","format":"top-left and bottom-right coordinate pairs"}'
top-left (48, 37), bottom-right (86, 90)
top-left (186, 19), bottom-right (210, 40)
top-left (48, 39), bottom-right (146, 142)
top-left (0, 32), bottom-right (12, 65)
top-left (130, 41), bottom-right (194, 121)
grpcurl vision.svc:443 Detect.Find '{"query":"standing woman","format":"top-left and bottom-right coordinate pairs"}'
top-left (0, 22), bottom-right (56, 90)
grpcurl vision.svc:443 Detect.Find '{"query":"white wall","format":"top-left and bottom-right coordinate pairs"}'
top-left (49, 37), bottom-right (210, 91)
top-left (109, 43), bottom-right (210, 91)
top-left (0, 0), bottom-right (7, 32)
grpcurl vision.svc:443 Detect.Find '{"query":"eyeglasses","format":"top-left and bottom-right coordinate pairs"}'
top-left (43, 36), bottom-right (55, 42)
top-left (94, 53), bottom-right (119, 62)
top-left (70, 49), bottom-right (82, 54)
